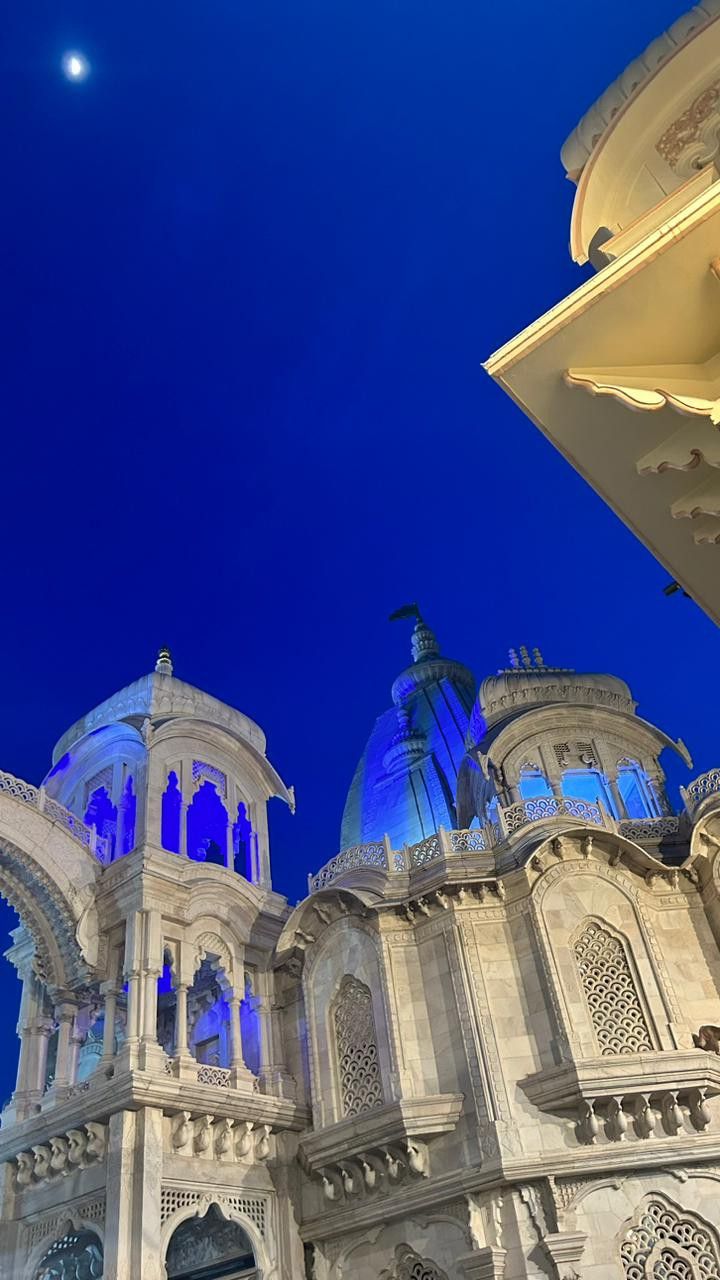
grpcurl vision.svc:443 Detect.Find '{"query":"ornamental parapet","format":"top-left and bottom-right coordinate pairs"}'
top-left (683, 768), bottom-right (720, 819)
top-left (0, 769), bottom-right (110, 865)
top-left (309, 798), bottom-right (611, 893)
top-left (309, 776), bottom-right (720, 893)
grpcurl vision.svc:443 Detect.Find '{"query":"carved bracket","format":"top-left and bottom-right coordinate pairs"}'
top-left (15, 1122), bottom-right (107, 1188)
top-left (169, 1111), bottom-right (272, 1164)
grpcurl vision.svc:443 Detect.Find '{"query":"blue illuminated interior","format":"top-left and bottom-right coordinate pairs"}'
top-left (233, 802), bottom-right (254, 880)
top-left (561, 770), bottom-right (616, 815)
top-left (519, 768), bottom-right (553, 800)
top-left (161, 771), bottom-right (182, 853)
top-left (186, 781), bottom-right (228, 864)
top-left (618, 766), bottom-right (658, 819)
top-left (121, 776), bottom-right (136, 855)
top-left (83, 786), bottom-right (118, 858)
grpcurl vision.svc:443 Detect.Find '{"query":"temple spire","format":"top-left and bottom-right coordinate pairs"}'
top-left (389, 604), bottom-right (440, 664)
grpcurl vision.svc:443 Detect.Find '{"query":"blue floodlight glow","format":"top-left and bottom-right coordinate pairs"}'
top-left (62, 51), bottom-right (90, 82)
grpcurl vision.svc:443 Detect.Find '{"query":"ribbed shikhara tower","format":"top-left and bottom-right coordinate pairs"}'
top-left (3, 630), bottom-right (720, 1280)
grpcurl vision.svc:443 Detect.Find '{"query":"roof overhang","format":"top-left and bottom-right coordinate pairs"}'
top-left (485, 180), bottom-right (720, 626)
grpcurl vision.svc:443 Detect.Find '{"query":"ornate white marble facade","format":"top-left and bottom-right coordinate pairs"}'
top-left (1, 636), bottom-right (720, 1279)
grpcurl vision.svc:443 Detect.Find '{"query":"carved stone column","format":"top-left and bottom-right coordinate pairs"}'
top-left (228, 992), bottom-right (254, 1088)
top-left (104, 1108), bottom-right (163, 1280)
top-left (52, 1002), bottom-right (77, 1090)
top-left (174, 982), bottom-right (189, 1056)
top-left (101, 982), bottom-right (118, 1062)
top-left (543, 1231), bottom-right (588, 1280)
top-left (458, 1250), bottom-right (507, 1280)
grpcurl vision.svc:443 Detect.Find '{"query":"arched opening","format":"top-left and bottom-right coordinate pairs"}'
top-left (240, 971), bottom-right (260, 1076)
top-left (34, 1227), bottom-right (103, 1278)
top-left (617, 759), bottom-right (661, 820)
top-left (232, 802), bottom-right (256, 880)
top-left (83, 786), bottom-right (118, 859)
top-left (120, 775), bottom-right (137, 855)
top-left (165, 1206), bottom-right (256, 1279)
top-left (162, 771), bottom-right (183, 853)
top-left (187, 782), bottom-right (228, 866)
top-left (561, 769), bottom-right (615, 814)
top-left (518, 765), bottom-right (553, 800)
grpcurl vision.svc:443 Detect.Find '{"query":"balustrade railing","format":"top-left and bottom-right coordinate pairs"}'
top-left (683, 768), bottom-right (720, 818)
top-left (197, 1065), bottom-right (231, 1088)
top-left (309, 797), bottom-right (617, 892)
top-left (0, 770), bottom-right (110, 865)
top-left (617, 816), bottom-right (681, 842)
top-left (502, 795), bottom-right (607, 835)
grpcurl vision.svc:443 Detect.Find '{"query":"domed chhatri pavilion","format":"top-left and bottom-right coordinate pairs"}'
top-left (2, 617), bottom-right (720, 1280)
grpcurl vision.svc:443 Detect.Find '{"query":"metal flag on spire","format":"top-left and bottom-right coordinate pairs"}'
top-left (388, 603), bottom-right (422, 622)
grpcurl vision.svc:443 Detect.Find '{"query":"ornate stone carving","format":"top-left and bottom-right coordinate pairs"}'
top-left (380, 1244), bottom-right (449, 1280)
top-left (160, 1186), bottom-right (267, 1236)
top-left (656, 78), bottom-right (720, 172)
top-left (15, 1124), bottom-right (107, 1189)
top-left (621, 1197), bottom-right (720, 1278)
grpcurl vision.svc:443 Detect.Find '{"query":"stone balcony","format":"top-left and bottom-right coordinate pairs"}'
top-left (0, 1058), bottom-right (311, 1195)
top-left (521, 1049), bottom-right (720, 1146)
top-left (299, 1094), bottom-right (463, 1204)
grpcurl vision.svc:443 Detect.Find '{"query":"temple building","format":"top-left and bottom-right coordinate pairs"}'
top-left (486, 0), bottom-right (720, 627)
top-left (2, 618), bottom-right (720, 1279)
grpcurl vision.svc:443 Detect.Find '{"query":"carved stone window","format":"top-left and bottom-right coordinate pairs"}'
top-left (574, 920), bottom-right (653, 1055)
top-left (621, 1199), bottom-right (720, 1279)
top-left (381, 1245), bottom-right (449, 1280)
top-left (333, 976), bottom-right (384, 1117)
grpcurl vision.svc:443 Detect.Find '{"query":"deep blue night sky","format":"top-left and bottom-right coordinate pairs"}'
top-left (0, 0), bottom-right (718, 1102)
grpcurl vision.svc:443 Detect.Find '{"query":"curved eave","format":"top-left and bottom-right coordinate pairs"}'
top-left (477, 701), bottom-right (690, 771)
top-left (484, 182), bottom-right (720, 630)
top-left (567, 13), bottom-right (720, 260)
top-left (151, 716), bottom-right (295, 810)
top-left (275, 887), bottom-right (377, 957)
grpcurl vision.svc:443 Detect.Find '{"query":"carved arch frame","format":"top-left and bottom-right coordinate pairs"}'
top-left (616, 1190), bottom-right (720, 1280)
top-left (303, 913), bottom-right (397, 1128)
top-left (569, 913), bottom-right (660, 1056)
top-left (24, 1213), bottom-right (106, 1280)
top-left (529, 849), bottom-right (682, 1059)
top-left (159, 1193), bottom-right (274, 1279)
top-left (0, 831), bottom-right (99, 993)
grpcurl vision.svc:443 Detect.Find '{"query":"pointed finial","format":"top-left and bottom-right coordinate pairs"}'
top-left (155, 646), bottom-right (173, 676)
top-left (389, 604), bottom-right (440, 664)
top-left (532, 647), bottom-right (545, 668)
top-left (519, 645), bottom-right (532, 669)
top-left (508, 648), bottom-right (520, 670)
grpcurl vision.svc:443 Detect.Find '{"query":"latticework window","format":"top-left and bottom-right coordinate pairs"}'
top-left (621, 1199), bottom-right (720, 1279)
top-left (333, 976), bottom-right (384, 1117)
top-left (574, 920), bottom-right (653, 1055)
